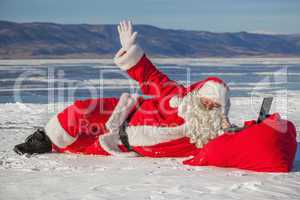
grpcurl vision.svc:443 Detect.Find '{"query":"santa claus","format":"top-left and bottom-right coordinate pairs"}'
top-left (14, 21), bottom-right (231, 157)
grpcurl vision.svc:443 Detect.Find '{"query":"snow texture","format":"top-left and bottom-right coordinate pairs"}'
top-left (0, 97), bottom-right (299, 200)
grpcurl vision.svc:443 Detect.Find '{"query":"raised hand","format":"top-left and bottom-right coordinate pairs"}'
top-left (117, 20), bottom-right (138, 51)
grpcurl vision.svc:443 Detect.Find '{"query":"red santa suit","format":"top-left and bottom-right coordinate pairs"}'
top-left (45, 45), bottom-right (230, 157)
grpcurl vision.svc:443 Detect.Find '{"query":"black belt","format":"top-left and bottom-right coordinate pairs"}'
top-left (118, 102), bottom-right (141, 152)
top-left (119, 120), bottom-right (133, 151)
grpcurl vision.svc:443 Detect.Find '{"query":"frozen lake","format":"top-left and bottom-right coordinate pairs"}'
top-left (0, 58), bottom-right (300, 103)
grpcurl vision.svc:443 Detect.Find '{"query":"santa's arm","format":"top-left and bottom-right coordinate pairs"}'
top-left (114, 21), bottom-right (184, 97)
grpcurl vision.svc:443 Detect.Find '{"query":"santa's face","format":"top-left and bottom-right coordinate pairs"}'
top-left (200, 97), bottom-right (221, 110)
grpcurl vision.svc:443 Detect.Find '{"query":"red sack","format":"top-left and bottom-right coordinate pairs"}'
top-left (183, 113), bottom-right (297, 172)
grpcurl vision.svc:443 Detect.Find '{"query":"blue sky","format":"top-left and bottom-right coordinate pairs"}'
top-left (0, 0), bottom-right (299, 34)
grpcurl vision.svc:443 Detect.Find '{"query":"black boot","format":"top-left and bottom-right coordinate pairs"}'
top-left (14, 128), bottom-right (52, 155)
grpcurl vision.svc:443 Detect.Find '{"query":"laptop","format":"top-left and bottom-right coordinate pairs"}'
top-left (224, 97), bottom-right (273, 132)
top-left (257, 97), bottom-right (273, 123)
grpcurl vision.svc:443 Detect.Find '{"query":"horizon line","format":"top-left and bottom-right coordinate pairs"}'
top-left (1, 20), bottom-right (299, 36)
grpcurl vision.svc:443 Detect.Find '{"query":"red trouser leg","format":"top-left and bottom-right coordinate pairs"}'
top-left (48, 97), bottom-right (119, 155)
top-left (52, 134), bottom-right (110, 155)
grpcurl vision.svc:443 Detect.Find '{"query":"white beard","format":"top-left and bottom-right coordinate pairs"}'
top-left (177, 91), bottom-right (224, 148)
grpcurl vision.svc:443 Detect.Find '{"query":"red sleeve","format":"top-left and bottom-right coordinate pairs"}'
top-left (127, 55), bottom-right (185, 97)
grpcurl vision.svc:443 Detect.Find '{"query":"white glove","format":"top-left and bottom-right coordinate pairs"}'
top-left (117, 20), bottom-right (138, 51)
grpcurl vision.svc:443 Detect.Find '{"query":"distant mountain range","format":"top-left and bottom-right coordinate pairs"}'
top-left (1, 20), bottom-right (300, 59)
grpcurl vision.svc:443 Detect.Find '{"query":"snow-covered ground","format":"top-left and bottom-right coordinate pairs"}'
top-left (0, 97), bottom-right (299, 200)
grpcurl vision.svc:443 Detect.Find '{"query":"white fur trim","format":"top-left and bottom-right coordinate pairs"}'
top-left (126, 125), bottom-right (186, 146)
top-left (99, 131), bottom-right (138, 157)
top-left (99, 93), bottom-right (139, 156)
top-left (114, 45), bottom-right (144, 71)
top-left (45, 115), bottom-right (77, 148)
